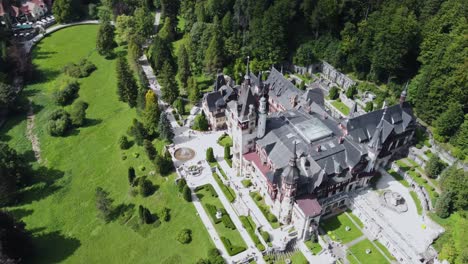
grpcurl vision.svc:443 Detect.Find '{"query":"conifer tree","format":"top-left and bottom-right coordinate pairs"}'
top-left (158, 17), bottom-right (176, 42)
top-left (158, 112), bottom-right (174, 142)
top-left (143, 139), bottom-right (157, 161)
top-left (116, 56), bottom-right (138, 108)
top-left (143, 91), bottom-right (161, 136)
top-left (128, 119), bottom-right (147, 145)
top-left (177, 45), bottom-right (191, 89)
top-left (158, 62), bottom-right (179, 104)
top-left (128, 167), bottom-right (136, 186)
top-left (204, 29), bottom-right (223, 74)
top-left (187, 77), bottom-right (199, 104)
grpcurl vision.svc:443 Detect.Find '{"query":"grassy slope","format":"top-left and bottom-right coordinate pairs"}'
top-left (2, 25), bottom-right (213, 263)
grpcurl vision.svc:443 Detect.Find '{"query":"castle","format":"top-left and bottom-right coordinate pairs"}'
top-left (207, 61), bottom-right (416, 241)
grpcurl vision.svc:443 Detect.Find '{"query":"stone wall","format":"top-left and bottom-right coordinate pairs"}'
top-left (289, 61), bottom-right (356, 91)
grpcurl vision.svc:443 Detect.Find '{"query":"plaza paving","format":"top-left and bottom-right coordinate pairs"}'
top-left (350, 169), bottom-right (443, 263)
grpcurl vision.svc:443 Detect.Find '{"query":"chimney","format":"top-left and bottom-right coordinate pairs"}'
top-left (317, 145), bottom-right (322, 152)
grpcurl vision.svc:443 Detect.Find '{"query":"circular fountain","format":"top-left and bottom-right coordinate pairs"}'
top-left (174, 147), bottom-right (195, 161)
top-left (381, 190), bottom-right (408, 213)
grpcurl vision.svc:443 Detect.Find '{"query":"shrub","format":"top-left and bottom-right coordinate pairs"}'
top-left (177, 178), bottom-right (187, 192)
top-left (119, 135), bottom-right (131, 150)
top-left (173, 98), bottom-right (185, 115)
top-left (268, 214), bottom-right (278, 223)
top-left (53, 79), bottom-right (80, 106)
top-left (425, 155), bottom-right (446, 178)
top-left (435, 191), bottom-right (452, 218)
top-left (138, 177), bottom-right (154, 197)
top-left (159, 207), bottom-right (170, 221)
top-left (346, 85), bottom-right (357, 99)
top-left (182, 185), bottom-right (192, 202)
top-left (177, 229), bottom-right (192, 244)
top-left (328, 87), bottom-right (339, 100)
top-left (70, 100), bottom-right (88, 127)
top-left (364, 101), bottom-right (374, 112)
top-left (192, 113), bottom-right (208, 131)
top-left (222, 214), bottom-right (236, 229)
top-left (416, 144), bottom-right (422, 149)
top-left (220, 237), bottom-right (246, 256)
top-left (62, 59), bottom-right (96, 78)
top-left (205, 203), bottom-right (221, 224)
top-left (242, 179), bottom-right (252, 188)
top-left (224, 145), bottom-right (231, 160)
top-left (47, 109), bottom-right (71, 136)
top-left (206, 147), bottom-right (215, 162)
top-left (261, 231), bottom-right (270, 242)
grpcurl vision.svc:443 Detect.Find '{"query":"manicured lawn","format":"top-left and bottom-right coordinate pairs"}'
top-left (347, 239), bottom-right (390, 264)
top-left (305, 240), bottom-right (322, 255)
top-left (375, 241), bottom-right (396, 261)
top-left (239, 215), bottom-right (265, 251)
top-left (410, 191), bottom-right (423, 215)
top-left (331, 100), bottom-right (350, 115)
top-left (320, 213), bottom-right (363, 243)
top-left (195, 184), bottom-right (247, 255)
top-left (250, 192), bottom-right (280, 229)
top-left (387, 169), bottom-right (410, 187)
top-left (2, 25), bottom-right (213, 263)
top-left (346, 211), bottom-right (364, 228)
top-left (212, 172), bottom-right (236, 203)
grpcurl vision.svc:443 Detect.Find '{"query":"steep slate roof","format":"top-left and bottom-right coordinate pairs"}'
top-left (237, 84), bottom-right (257, 121)
top-left (301, 88), bottom-right (325, 107)
top-left (204, 91), bottom-right (225, 112)
top-left (255, 107), bottom-right (366, 191)
top-left (346, 103), bottom-right (414, 144)
top-left (266, 67), bottom-right (304, 110)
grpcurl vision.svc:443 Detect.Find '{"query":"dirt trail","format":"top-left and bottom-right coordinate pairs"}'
top-left (26, 101), bottom-right (42, 163)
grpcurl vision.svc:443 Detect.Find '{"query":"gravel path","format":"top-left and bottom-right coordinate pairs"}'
top-left (26, 101), bottom-right (42, 163)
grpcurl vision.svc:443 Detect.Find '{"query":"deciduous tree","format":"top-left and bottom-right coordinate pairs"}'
top-left (96, 22), bottom-right (116, 57)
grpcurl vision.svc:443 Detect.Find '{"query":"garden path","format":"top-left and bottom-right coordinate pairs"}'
top-left (26, 100), bottom-right (42, 163)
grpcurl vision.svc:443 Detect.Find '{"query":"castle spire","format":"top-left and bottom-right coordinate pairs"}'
top-left (244, 56), bottom-right (251, 86)
top-left (400, 83), bottom-right (408, 106)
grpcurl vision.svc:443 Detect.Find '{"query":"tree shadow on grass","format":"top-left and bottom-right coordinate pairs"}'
top-left (320, 215), bottom-right (343, 233)
top-left (7, 208), bottom-right (34, 220)
top-left (33, 50), bottom-right (58, 60)
top-left (19, 166), bottom-right (65, 205)
top-left (28, 67), bottom-right (60, 85)
top-left (82, 118), bottom-right (102, 128)
top-left (29, 231), bottom-right (81, 264)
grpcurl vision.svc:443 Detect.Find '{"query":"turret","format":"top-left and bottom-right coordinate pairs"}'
top-left (400, 85), bottom-right (407, 106)
top-left (257, 96), bottom-right (267, 138)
